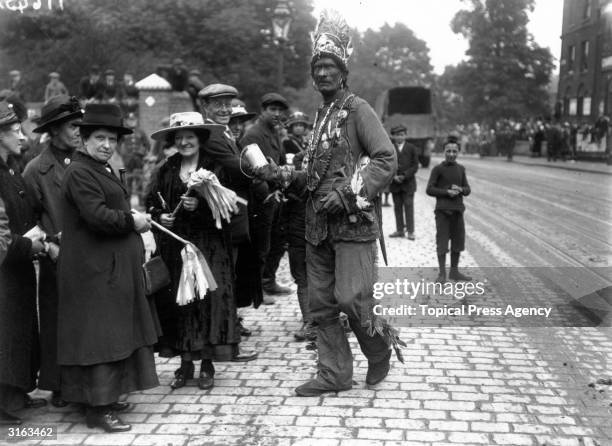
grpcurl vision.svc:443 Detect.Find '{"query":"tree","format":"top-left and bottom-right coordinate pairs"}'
top-left (349, 22), bottom-right (434, 105)
top-left (0, 0), bottom-right (316, 107)
top-left (446, 0), bottom-right (554, 123)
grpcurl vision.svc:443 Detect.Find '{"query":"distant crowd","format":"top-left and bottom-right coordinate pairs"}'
top-left (449, 115), bottom-right (610, 162)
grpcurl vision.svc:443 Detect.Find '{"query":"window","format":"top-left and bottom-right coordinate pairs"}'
top-left (583, 0), bottom-right (591, 19)
top-left (567, 45), bottom-right (576, 72)
top-left (577, 84), bottom-right (585, 116)
top-left (583, 97), bottom-right (592, 116)
top-left (581, 41), bottom-right (589, 71)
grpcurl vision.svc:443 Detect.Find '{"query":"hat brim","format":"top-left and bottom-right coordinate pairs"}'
top-left (33, 110), bottom-right (83, 134)
top-left (286, 119), bottom-right (309, 128)
top-left (150, 123), bottom-right (224, 141)
top-left (230, 112), bottom-right (256, 122)
top-left (262, 100), bottom-right (289, 110)
top-left (76, 122), bottom-right (133, 136)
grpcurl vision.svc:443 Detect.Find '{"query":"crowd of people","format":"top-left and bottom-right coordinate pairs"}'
top-left (0, 10), bottom-right (482, 435)
top-left (0, 10), bottom-right (423, 433)
top-left (448, 115), bottom-right (610, 162)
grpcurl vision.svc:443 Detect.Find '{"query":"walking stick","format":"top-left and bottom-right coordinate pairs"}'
top-left (150, 220), bottom-right (190, 245)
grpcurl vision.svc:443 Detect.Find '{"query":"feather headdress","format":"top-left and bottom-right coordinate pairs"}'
top-left (311, 9), bottom-right (353, 70)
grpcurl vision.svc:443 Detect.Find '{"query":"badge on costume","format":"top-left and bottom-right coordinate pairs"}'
top-left (64, 158), bottom-right (71, 165)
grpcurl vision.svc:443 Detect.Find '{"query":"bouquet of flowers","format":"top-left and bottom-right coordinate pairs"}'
top-left (187, 168), bottom-right (247, 229)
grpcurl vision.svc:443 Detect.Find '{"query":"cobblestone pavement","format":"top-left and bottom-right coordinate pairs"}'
top-left (2, 162), bottom-right (612, 446)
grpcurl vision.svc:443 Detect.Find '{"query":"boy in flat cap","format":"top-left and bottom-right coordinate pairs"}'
top-left (388, 124), bottom-right (419, 240)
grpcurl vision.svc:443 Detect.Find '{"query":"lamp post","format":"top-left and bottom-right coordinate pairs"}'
top-left (272, 0), bottom-right (292, 91)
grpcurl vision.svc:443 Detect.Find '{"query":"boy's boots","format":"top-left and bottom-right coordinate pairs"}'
top-left (449, 252), bottom-right (472, 281)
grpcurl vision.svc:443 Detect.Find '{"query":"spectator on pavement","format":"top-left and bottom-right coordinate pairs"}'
top-left (23, 95), bottom-right (83, 409)
top-left (388, 124), bottom-right (419, 240)
top-left (44, 72), bottom-right (68, 102)
top-left (0, 101), bottom-right (47, 425)
top-left (199, 84), bottom-right (263, 338)
top-left (241, 92), bottom-right (290, 299)
top-left (186, 69), bottom-right (205, 111)
top-left (57, 103), bottom-right (158, 433)
top-left (8, 70), bottom-right (26, 102)
top-left (167, 58), bottom-right (189, 92)
top-left (147, 112), bottom-right (257, 392)
top-left (79, 65), bottom-right (103, 102)
top-left (426, 134), bottom-right (472, 283)
top-left (101, 69), bottom-right (122, 104)
top-left (120, 73), bottom-right (139, 115)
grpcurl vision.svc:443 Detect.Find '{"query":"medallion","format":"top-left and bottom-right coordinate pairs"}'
top-left (64, 158), bottom-right (71, 165)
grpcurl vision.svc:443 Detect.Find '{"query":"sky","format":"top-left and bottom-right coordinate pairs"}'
top-left (311, 0), bottom-right (563, 74)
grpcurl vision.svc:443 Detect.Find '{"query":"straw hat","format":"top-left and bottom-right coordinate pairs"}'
top-left (150, 112), bottom-right (224, 141)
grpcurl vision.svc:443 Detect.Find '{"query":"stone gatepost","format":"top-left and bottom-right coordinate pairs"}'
top-left (135, 73), bottom-right (172, 147)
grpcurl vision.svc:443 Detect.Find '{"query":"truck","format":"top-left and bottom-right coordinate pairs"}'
top-left (374, 86), bottom-right (436, 167)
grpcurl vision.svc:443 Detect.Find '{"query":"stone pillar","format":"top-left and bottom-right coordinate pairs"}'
top-left (135, 74), bottom-right (172, 148)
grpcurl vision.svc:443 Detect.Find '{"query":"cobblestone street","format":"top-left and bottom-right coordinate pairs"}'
top-left (2, 157), bottom-right (612, 446)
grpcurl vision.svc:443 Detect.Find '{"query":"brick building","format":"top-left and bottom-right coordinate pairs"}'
top-left (557, 0), bottom-right (612, 122)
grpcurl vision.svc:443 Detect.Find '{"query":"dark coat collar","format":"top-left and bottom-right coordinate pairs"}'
top-left (73, 150), bottom-right (127, 193)
top-left (38, 142), bottom-right (71, 174)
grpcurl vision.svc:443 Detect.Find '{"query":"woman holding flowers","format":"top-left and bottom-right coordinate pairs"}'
top-left (147, 112), bottom-right (254, 391)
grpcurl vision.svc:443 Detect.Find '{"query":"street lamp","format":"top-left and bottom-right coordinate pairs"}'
top-left (272, 0), bottom-right (292, 91)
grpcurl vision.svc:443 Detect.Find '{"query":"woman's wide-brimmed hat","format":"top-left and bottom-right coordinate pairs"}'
top-left (150, 112), bottom-right (224, 141)
top-left (33, 95), bottom-right (84, 134)
top-left (76, 103), bottom-right (132, 135)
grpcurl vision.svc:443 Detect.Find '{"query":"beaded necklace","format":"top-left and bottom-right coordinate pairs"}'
top-left (305, 93), bottom-right (355, 192)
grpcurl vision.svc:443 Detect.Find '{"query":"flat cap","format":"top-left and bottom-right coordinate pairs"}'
top-left (105, 69), bottom-right (115, 76)
top-left (390, 124), bottom-right (407, 134)
top-left (49, 72), bottom-right (60, 78)
top-left (198, 83), bottom-right (238, 99)
top-left (261, 92), bottom-right (288, 109)
top-left (9, 70), bottom-right (20, 77)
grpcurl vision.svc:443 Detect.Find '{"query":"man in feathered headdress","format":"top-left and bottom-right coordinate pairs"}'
top-left (256, 9), bottom-right (400, 396)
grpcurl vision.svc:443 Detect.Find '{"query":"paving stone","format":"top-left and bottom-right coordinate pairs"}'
top-left (491, 433), bottom-right (535, 445)
top-left (296, 417), bottom-right (343, 427)
top-left (446, 432), bottom-right (490, 444)
top-left (132, 434), bottom-right (189, 446)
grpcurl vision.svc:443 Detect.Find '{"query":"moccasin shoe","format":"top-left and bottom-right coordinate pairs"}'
top-left (295, 378), bottom-right (351, 397)
top-left (366, 351), bottom-right (391, 386)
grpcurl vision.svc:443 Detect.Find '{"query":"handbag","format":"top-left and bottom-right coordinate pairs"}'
top-left (142, 256), bottom-right (171, 295)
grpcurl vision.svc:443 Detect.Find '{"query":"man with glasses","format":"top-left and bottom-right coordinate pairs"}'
top-left (197, 84), bottom-right (262, 352)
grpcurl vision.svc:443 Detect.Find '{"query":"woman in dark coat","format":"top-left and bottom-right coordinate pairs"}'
top-left (57, 103), bottom-right (159, 432)
top-left (146, 112), bottom-right (241, 391)
top-left (0, 102), bottom-right (47, 425)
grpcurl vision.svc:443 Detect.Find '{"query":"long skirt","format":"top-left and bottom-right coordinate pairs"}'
top-left (0, 385), bottom-right (29, 412)
top-left (156, 233), bottom-right (240, 361)
top-left (60, 346), bottom-right (158, 407)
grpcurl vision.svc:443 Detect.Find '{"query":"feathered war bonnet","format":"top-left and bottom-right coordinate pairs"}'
top-left (310, 9), bottom-right (353, 75)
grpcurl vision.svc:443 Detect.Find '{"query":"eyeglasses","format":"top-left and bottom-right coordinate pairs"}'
top-left (208, 98), bottom-right (233, 109)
